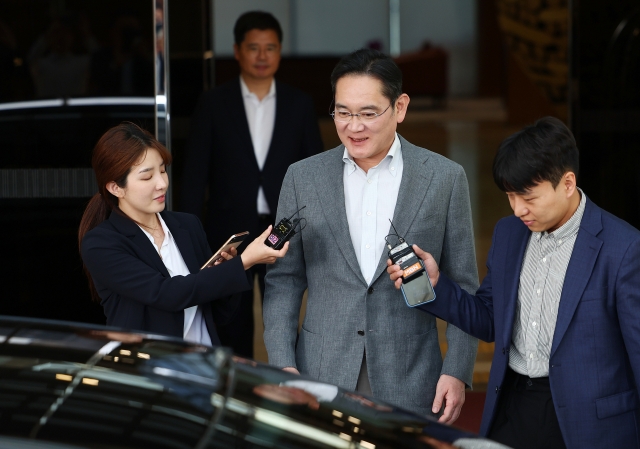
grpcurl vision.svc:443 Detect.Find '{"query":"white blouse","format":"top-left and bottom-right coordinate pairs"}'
top-left (138, 214), bottom-right (212, 346)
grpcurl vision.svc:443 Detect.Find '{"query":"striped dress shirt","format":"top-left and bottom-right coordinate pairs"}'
top-left (509, 189), bottom-right (586, 377)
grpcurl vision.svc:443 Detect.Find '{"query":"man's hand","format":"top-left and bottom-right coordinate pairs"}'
top-left (386, 244), bottom-right (440, 288)
top-left (282, 366), bottom-right (300, 375)
top-left (432, 374), bottom-right (465, 425)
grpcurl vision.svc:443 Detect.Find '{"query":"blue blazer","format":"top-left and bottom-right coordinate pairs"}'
top-left (81, 210), bottom-right (252, 345)
top-left (420, 197), bottom-right (640, 448)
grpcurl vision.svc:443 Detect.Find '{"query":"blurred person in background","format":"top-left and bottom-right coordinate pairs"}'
top-left (88, 12), bottom-right (153, 96)
top-left (180, 11), bottom-right (323, 358)
top-left (28, 12), bottom-right (93, 98)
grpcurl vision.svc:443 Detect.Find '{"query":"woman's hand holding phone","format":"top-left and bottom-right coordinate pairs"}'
top-left (213, 246), bottom-right (237, 265)
top-left (241, 226), bottom-right (289, 269)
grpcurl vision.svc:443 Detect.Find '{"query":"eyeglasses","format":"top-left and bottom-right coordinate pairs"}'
top-left (330, 104), bottom-right (392, 123)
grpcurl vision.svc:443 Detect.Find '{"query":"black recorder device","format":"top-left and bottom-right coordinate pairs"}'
top-left (387, 221), bottom-right (436, 307)
top-left (265, 206), bottom-right (306, 250)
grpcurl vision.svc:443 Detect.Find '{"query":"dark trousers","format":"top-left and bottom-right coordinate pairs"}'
top-left (488, 368), bottom-right (566, 449)
top-left (214, 214), bottom-right (271, 358)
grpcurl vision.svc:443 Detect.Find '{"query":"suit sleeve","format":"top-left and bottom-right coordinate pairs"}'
top-left (437, 166), bottom-right (480, 387)
top-left (179, 92), bottom-right (214, 217)
top-left (262, 166), bottom-right (308, 368)
top-left (81, 226), bottom-right (251, 313)
top-left (616, 238), bottom-right (640, 390)
top-left (191, 213), bottom-right (246, 327)
top-left (300, 95), bottom-right (323, 158)
top-left (423, 232), bottom-right (497, 343)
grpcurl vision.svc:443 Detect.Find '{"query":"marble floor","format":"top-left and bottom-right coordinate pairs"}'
top-left (252, 98), bottom-right (521, 390)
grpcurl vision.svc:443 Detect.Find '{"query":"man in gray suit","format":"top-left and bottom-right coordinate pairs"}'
top-left (263, 49), bottom-right (478, 423)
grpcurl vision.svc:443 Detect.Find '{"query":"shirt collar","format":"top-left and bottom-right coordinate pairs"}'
top-left (138, 213), bottom-right (173, 248)
top-left (342, 133), bottom-right (401, 176)
top-left (535, 187), bottom-right (586, 242)
top-left (156, 213), bottom-right (172, 242)
top-left (239, 75), bottom-right (276, 101)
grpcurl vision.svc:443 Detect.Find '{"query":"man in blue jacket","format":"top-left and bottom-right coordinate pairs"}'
top-left (388, 116), bottom-right (640, 449)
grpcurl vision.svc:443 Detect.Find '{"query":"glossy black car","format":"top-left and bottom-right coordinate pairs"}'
top-left (0, 316), bottom-right (508, 449)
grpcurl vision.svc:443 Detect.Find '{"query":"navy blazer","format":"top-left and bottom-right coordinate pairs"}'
top-left (180, 78), bottom-right (323, 246)
top-left (81, 210), bottom-right (252, 345)
top-left (420, 197), bottom-right (640, 448)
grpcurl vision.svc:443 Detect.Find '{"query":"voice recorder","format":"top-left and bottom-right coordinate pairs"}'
top-left (265, 206), bottom-right (306, 250)
top-left (387, 221), bottom-right (436, 307)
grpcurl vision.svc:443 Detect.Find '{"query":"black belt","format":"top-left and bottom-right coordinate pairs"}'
top-left (506, 368), bottom-right (550, 391)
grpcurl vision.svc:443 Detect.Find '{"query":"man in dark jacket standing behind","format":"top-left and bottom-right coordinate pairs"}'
top-left (180, 11), bottom-right (323, 357)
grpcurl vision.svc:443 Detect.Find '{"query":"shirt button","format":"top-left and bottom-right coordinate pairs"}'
top-left (365, 244), bottom-right (370, 249)
top-left (390, 167), bottom-right (395, 171)
top-left (558, 239), bottom-right (562, 244)
top-left (532, 322), bottom-right (537, 327)
top-left (357, 330), bottom-right (365, 336)
top-left (367, 179), bottom-right (372, 184)
top-left (530, 353), bottom-right (534, 359)
top-left (537, 289), bottom-right (540, 294)
top-left (366, 211), bottom-right (372, 216)
top-left (543, 257), bottom-right (547, 262)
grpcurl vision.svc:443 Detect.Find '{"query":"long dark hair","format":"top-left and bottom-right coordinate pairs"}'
top-left (78, 123), bottom-right (172, 301)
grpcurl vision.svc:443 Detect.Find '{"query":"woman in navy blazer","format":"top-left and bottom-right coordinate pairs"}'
top-left (79, 123), bottom-right (288, 346)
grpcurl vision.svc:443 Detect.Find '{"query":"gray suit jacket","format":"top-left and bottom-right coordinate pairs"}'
top-left (263, 136), bottom-right (479, 416)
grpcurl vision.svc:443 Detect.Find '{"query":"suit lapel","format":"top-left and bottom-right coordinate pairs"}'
top-left (109, 211), bottom-right (169, 277)
top-left (264, 80), bottom-right (286, 169)
top-left (500, 221), bottom-right (530, 348)
top-left (314, 149), bottom-right (368, 286)
top-left (226, 78), bottom-right (259, 171)
top-left (550, 199), bottom-right (603, 356)
top-left (370, 138), bottom-right (433, 283)
top-left (161, 212), bottom-right (200, 274)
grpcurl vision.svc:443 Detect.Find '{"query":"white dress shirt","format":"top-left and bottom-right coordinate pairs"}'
top-left (138, 214), bottom-right (212, 346)
top-left (240, 76), bottom-right (276, 215)
top-left (343, 133), bottom-right (404, 284)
